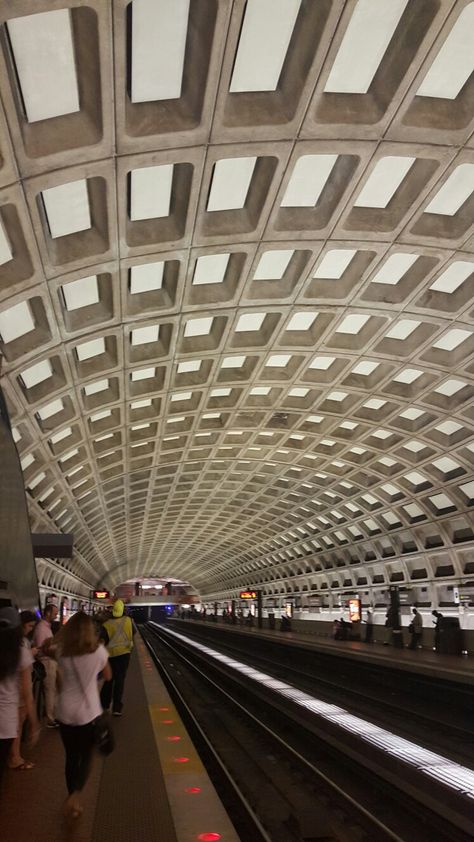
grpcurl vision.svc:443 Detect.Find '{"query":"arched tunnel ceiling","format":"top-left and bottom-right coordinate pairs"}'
top-left (0, 0), bottom-right (473, 598)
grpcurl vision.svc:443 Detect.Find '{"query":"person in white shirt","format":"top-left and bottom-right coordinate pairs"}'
top-left (56, 612), bottom-right (111, 819)
top-left (0, 608), bottom-right (39, 791)
top-left (32, 604), bottom-right (59, 728)
top-left (8, 610), bottom-right (37, 770)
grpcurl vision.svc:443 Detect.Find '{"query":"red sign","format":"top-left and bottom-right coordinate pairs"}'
top-left (93, 590), bottom-right (110, 600)
top-left (239, 591), bottom-right (257, 600)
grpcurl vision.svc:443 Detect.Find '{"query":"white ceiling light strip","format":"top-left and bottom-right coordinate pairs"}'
top-left (429, 261), bottom-right (473, 293)
top-left (193, 253), bottom-right (230, 285)
top-left (131, 0), bottom-right (190, 103)
top-left (7, 9), bottom-right (80, 123)
top-left (130, 262), bottom-right (165, 294)
top-left (62, 276), bottom-right (99, 311)
top-left (229, 0), bottom-right (301, 93)
top-left (281, 155), bottom-right (338, 207)
top-left (42, 180), bottom-right (91, 239)
top-left (0, 217), bottom-right (13, 265)
top-left (324, 0), bottom-right (409, 94)
top-left (355, 157), bottom-right (415, 208)
top-left (254, 250), bottom-right (294, 280)
top-left (155, 625), bottom-right (474, 801)
top-left (130, 165), bottom-right (174, 220)
top-left (207, 157), bottom-right (257, 211)
top-left (417, 4), bottom-right (474, 100)
top-left (313, 249), bottom-right (357, 279)
top-left (0, 300), bottom-right (35, 343)
top-left (371, 253), bottom-right (418, 285)
top-left (424, 164), bottom-right (474, 216)
top-left (20, 359), bottom-right (53, 388)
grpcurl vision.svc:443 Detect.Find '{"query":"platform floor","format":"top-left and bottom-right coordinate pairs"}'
top-left (0, 639), bottom-right (238, 842)
top-left (172, 618), bottom-right (474, 686)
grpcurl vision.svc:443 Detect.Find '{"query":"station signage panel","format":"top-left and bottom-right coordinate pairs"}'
top-left (239, 590), bottom-right (257, 599)
top-left (93, 590), bottom-right (110, 600)
top-left (348, 597), bottom-right (361, 622)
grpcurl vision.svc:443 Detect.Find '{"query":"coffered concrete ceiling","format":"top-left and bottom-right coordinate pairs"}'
top-left (0, 0), bottom-right (473, 601)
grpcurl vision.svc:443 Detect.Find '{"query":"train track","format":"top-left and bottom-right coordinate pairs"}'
top-left (165, 620), bottom-right (474, 768)
top-left (142, 622), bottom-right (473, 842)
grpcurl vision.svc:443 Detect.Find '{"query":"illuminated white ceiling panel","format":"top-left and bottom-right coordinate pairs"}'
top-left (0, 300), bottom-right (35, 343)
top-left (193, 253), bottom-right (230, 285)
top-left (207, 157), bottom-right (257, 211)
top-left (324, 0), bottom-right (408, 94)
top-left (371, 253), bottom-right (419, 285)
top-left (281, 155), bottom-right (338, 207)
top-left (229, 0), bottom-right (301, 93)
top-left (0, 219), bottom-right (12, 266)
top-left (42, 180), bottom-right (91, 239)
top-left (130, 262), bottom-right (165, 294)
top-left (131, 0), bottom-right (190, 103)
top-left (254, 250), bottom-right (294, 280)
top-left (130, 165), bottom-right (174, 220)
top-left (313, 249), bottom-right (357, 279)
top-left (62, 276), bottom-right (99, 311)
top-left (355, 157), bottom-right (415, 208)
top-left (424, 164), bottom-right (474, 215)
top-left (7, 10), bottom-right (80, 123)
top-left (417, 4), bottom-right (474, 100)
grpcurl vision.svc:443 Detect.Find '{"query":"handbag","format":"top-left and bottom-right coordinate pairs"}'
top-left (408, 621), bottom-right (414, 633)
top-left (93, 711), bottom-right (115, 756)
top-left (69, 656), bottom-right (115, 756)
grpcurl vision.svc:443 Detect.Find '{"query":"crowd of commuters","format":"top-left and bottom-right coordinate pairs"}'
top-left (0, 599), bottom-right (134, 820)
top-left (332, 607), bottom-right (446, 649)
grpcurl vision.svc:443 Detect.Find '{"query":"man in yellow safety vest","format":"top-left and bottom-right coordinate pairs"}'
top-left (100, 600), bottom-right (134, 716)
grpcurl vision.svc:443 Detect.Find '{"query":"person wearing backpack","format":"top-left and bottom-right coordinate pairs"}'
top-left (100, 600), bottom-right (134, 717)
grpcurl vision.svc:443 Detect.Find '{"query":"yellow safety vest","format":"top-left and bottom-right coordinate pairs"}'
top-left (103, 616), bottom-right (133, 657)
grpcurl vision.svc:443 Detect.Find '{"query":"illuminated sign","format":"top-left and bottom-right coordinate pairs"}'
top-left (239, 590), bottom-right (257, 600)
top-left (348, 598), bottom-right (361, 623)
top-left (93, 590), bottom-right (110, 600)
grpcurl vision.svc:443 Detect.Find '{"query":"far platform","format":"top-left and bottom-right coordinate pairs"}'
top-left (170, 617), bottom-right (474, 687)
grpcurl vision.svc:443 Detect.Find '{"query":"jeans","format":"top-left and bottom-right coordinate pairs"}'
top-left (59, 722), bottom-right (95, 794)
top-left (42, 658), bottom-right (58, 722)
top-left (100, 653), bottom-right (130, 713)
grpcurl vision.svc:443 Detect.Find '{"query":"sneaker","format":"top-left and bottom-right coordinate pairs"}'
top-left (46, 720), bottom-right (60, 729)
top-left (112, 711), bottom-right (122, 717)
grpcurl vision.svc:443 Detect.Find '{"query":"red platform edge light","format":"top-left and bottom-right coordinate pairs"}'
top-left (173, 757), bottom-right (189, 763)
top-left (159, 707), bottom-right (170, 711)
top-left (161, 719), bottom-right (174, 724)
top-left (166, 735), bottom-right (181, 742)
top-left (197, 834), bottom-right (221, 842)
top-left (185, 787), bottom-right (201, 794)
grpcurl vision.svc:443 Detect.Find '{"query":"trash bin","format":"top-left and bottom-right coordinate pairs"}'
top-left (438, 617), bottom-right (463, 655)
top-left (268, 613), bottom-right (275, 630)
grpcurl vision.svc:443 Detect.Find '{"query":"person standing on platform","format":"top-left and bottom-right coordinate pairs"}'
top-left (100, 600), bottom-right (134, 716)
top-left (33, 604), bottom-right (59, 728)
top-left (364, 609), bottom-right (373, 643)
top-left (432, 610), bottom-right (443, 651)
top-left (408, 607), bottom-right (423, 650)
top-left (8, 610), bottom-right (37, 770)
top-left (56, 612), bottom-right (111, 819)
top-left (0, 608), bottom-right (39, 791)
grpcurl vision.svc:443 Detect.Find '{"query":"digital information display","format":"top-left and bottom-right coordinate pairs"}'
top-left (93, 590), bottom-right (110, 600)
top-left (239, 590), bottom-right (257, 599)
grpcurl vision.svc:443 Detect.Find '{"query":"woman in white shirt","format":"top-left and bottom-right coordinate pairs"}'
top-left (0, 607), bottom-right (39, 792)
top-left (56, 612), bottom-right (111, 819)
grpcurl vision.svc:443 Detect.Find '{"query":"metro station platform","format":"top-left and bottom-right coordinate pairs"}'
top-left (0, 637), bottom-right (238, 842)
top-left (172, 618), bottom-right (474, 687)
